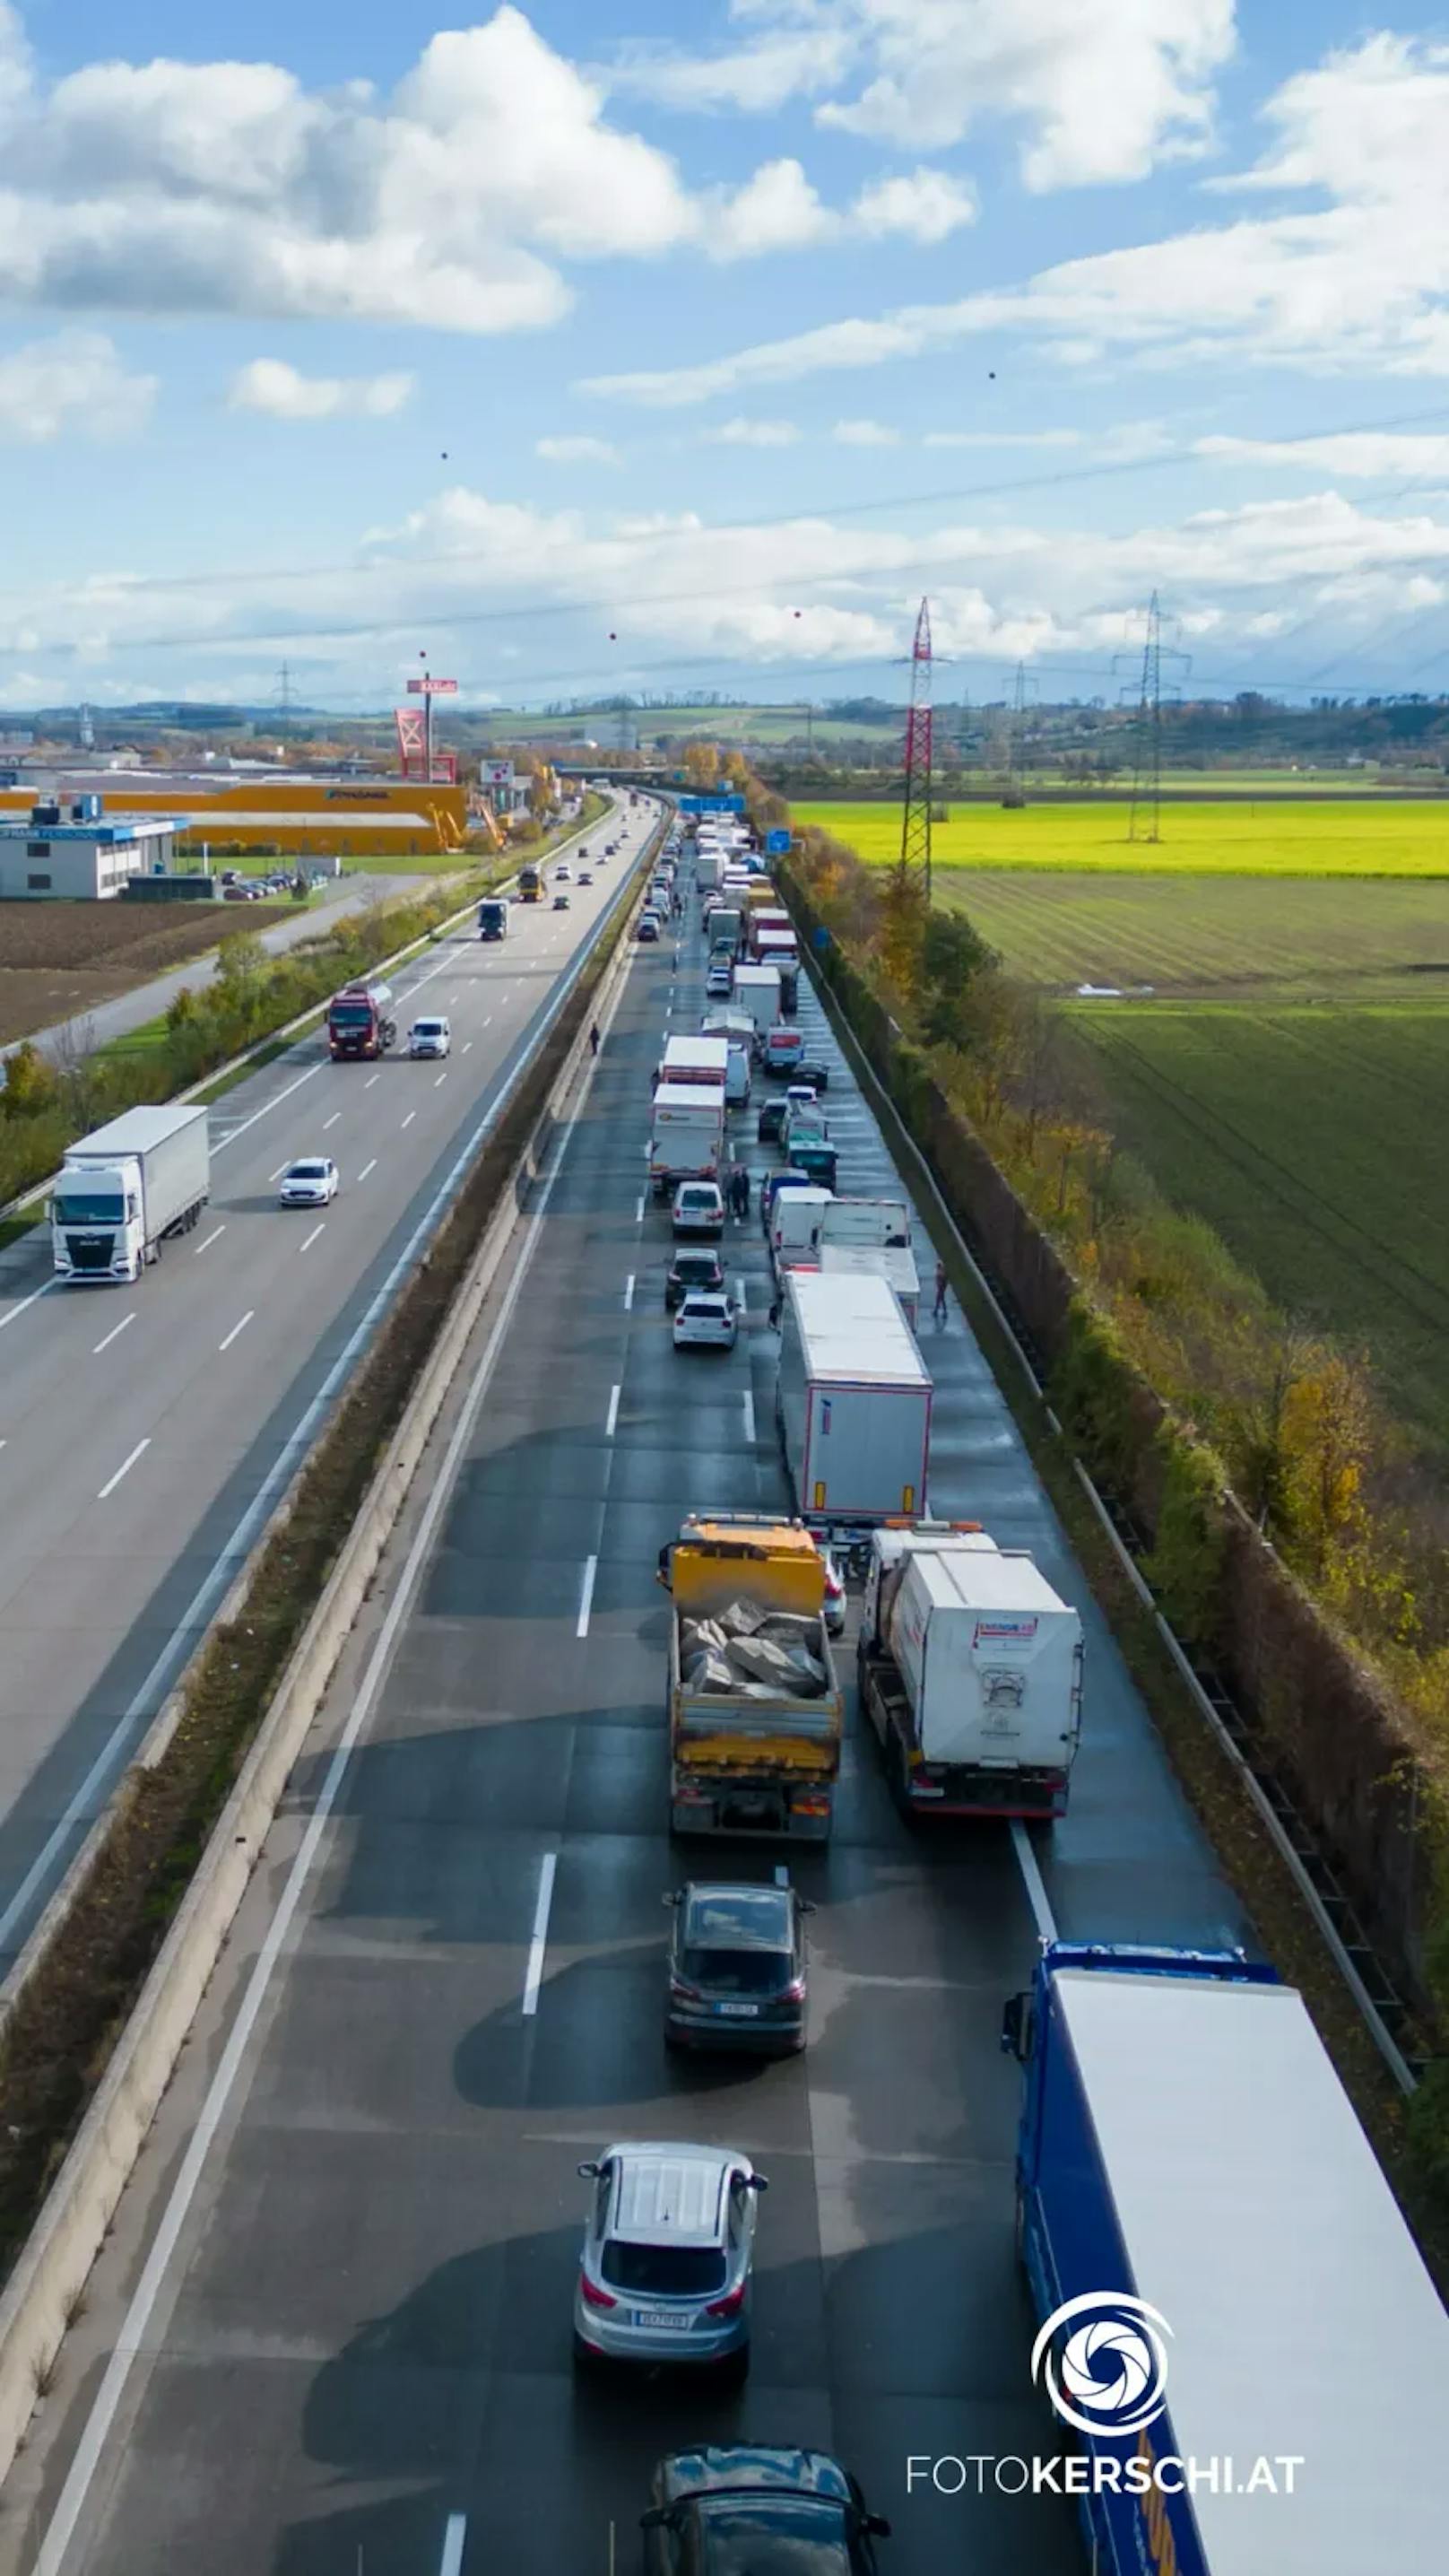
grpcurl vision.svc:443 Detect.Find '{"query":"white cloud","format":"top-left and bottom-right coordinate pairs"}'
top-left (923, 428), bottom-right (1080, 448)
top-left (586, 35), bottom-right (1449, 406)
top-left (851, 167), bottom-right (976, 243)
top-left (1197, 431), bottom-right (1449, 480)
top-left (710, 158), bottom-right (834, 258)
top-left (612, 0), bottom-right (1236, 188)
top-left (0, 327), bottom-right (156, 439)
top-left (229, 359), bottom-right (414, 421)
top-left (707, 416), bottom-right (802, 446)
top-left (833, 418), bottom-right (900, 445)
top-left (535, 433), bottom-right (623, 465)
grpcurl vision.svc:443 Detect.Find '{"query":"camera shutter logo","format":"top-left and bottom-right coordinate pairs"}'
top-left (1031, 2293), bottom-right (1172, 2440)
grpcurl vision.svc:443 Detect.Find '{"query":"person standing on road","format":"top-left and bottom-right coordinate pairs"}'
top-left (589, 1023), bottom-right (601, 1057)
top-left (933, 1258), bottom-right (949, 1324)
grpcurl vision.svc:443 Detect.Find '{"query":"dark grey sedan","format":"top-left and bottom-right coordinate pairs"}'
top-left (664, 1882), bottom-right (813, 2054)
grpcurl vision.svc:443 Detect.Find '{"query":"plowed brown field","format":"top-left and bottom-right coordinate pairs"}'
top-left (0, 899), bottom-right (288, 1046)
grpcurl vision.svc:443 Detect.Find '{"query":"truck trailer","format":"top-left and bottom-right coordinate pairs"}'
top-left (52, 1103), bottom-right (210, 1284)
top-left (818, 1239), bottom-right (921, 1327)
top-left (858, 1524), bottom-right (1081, 1818)
top-left (661, 1513), bottom-right (844, 1841)
top-left (649, 1080), bottom-right (725, 1196)
top-left (731, 963), bottom-right (782, 1046)
top-left (818, 1195), bottom-right (911, 1251)
top-left (777, 1270), bottom-right (932, 1523)
top-left (1001, 1941), bottom-right (1449, 2576)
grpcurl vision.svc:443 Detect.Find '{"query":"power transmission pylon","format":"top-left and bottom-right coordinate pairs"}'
top-left (1117, 594), bottom-right (1189, 844)
top-left (275, 660), bottom-right (294, 737)
top-left (898, 597), bottom-right (933, 901)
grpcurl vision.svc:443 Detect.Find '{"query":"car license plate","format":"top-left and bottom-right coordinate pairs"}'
top-left (716, 2001), bottom-right (759, 2017)
top-left (633, 2309), bottom-right (690, 2331)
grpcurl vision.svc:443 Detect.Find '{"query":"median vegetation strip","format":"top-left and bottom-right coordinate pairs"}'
top-left (0, 835), bottom-right (649, 2280)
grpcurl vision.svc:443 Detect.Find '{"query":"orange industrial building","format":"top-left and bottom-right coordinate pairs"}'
top-left (0, 774), bottom-right (470, 858)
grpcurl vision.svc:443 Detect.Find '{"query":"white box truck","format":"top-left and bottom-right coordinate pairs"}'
top-left (818, 1239), bottom-right (921, 1327)
top-left (732, 963), bottom-right (782, 1047)
top-left (52, 1103), bottom-right (211, 1284)
top-left (858, 1525), bottom-right (1082, 1819)
top-left (649, 1080), bottom-right (725, 1196)
top-left (776, 1270), bottom-right (932, 1523)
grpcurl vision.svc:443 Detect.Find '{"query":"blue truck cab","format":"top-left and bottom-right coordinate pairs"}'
top-left (1000, 1940), bottom-right (1449, 2576)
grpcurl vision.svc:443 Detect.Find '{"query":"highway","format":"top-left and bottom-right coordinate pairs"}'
top-left (4, 836), bottom-right (1247, 2576)
top-left (0, 796), bottom-right (650, 1970)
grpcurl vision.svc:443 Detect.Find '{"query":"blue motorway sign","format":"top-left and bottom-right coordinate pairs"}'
top-left (765, 827), bottom-right (792, 854)
top-left (678, 793), bottom-right (746, 814)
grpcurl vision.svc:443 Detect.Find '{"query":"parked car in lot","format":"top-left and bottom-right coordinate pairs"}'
top-left (407, 1015), bottom-right (450, 1058)
top-left (672, 1180), bottom-right (725, 1238)
top-left (638, 912), bottom-right (661, 943)
top-left (664, 1881), bottom-right (812, 2053)
top-left (278, 1157), bottom-right (339, 1207)
top-left (673, 1292), bottom-right (737, 1353)
top-left (666, 1248), bottom-right (726, 1310)
top-left (641, 2450), bottom-right (890, 2576)
top-left (573, 2144), bottom-right (767, 2378)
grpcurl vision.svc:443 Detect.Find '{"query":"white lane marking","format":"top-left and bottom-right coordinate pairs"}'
top-left (605, 1384), bottom-right (620, 1439)
top-left (522, 1852), bottom-right (558, 2019)
top-left (635, 1193), bottom-right (645, 1223)
top-left (97, 1438), bottom-right (150, 1501)
top-left (0, 1277), bottom-right (56, 1336)
top-left (742, 1390), bottom-right (755, 1442)
top-left (364, 1073), bottom-right (381, 1090)
top-left (30, 1017), bottom-right (586, 2576)
top-left (463, 1039), bottom-right (474, 1053)
top-left (622, 1273), bottom-right (635, 1311)
top-left (733, 1276), bottom-right (747, 1311)
top-left (268, 1162), bottom-right (290, 1184)
top-left (323, 1112), bottom-right (341, 1132)
top-left (1010, 1820), bottom-right (1057, 1944)
top-left (439, 2512), bottom-right (468, 2576)
top-left (482, 1015), bottom-right (492, 1029)
top-left (193, 1224), bottom-right (226, 1258)
top-left (577, 1554), bottom-right (597, 1638)
top-left (218, 1310), bottom-right (254, 1353)
top-left (434, 1071), bottom-right (447, 1088)
top-left (213, 1060), bottom-right (323, 1153)
top-left (299, 1223), bottom-right (325, 1254)
top-left (400, 1110), bottom-right (416, 1131)
top-left (92, 1313), bottom-right (135, 1357)
top-left (357, 1158), bottom-right (377, 1183)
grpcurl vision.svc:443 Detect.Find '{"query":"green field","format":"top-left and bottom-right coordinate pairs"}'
top-left (794, 798), bottom-right (1449, 876)
top-left (938, 871), bottom-right (1449, 995)
top-left (1067, 999), bottom-right (1449, 1452)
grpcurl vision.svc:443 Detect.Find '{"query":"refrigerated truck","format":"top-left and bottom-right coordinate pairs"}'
top-left (1001, 1941), bottom-right (1449, 2576)
top-left (657, 1034), bottom-right (729, 1093)
top-left (777, 1269), bottom-right (932, 1523)
top-left (649, 1081), bottom-right (725, 1196)
top-left (756, 927), bottom-right (800, 1009)
top-left (52, 1103), bottom-right (210, 1283)
top-left (819, 1196), bottom-right (911, 1252)
top-left (731, 963), bottom-right (782, 1046)
top-left (818, 1239), bottom-right (921, 1327)
top-left (858, 1524), bottom-right (1081, 1817)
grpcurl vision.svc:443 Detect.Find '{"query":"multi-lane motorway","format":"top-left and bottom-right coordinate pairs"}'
top-left (5, 831), bottom-right (1246, 2576)
top-left (0, 798), bottom-right (646, 1969)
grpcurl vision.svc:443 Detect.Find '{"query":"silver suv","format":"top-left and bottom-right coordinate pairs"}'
top-left (573, 2142), bottom-right (768, 2380)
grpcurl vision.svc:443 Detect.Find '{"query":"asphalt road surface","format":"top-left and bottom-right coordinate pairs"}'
top-left (12, 867), bottom-right (469, 1066)
top-left (4, 839), bottom-right (1246, 2576)
top-left (0, 798), bottom-right (654, 1968)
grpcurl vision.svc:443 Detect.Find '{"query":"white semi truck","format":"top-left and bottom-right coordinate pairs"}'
top-left (857, 1523), bottom-right (1083, 1820)
top-left (51, 1104), bottom-right (211, 1284)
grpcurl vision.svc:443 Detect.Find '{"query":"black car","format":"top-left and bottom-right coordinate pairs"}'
top-left (664, 1881), bottom-right (812, 2053)
top-left (757, 1098), bottom-right (790, 1144)
top-left (793, 1059), bottom-right (829, 1092)
top-left (553, 892), bottom-right (570, 909)
top-left (666, 1249), bottom-right (726, 1311)
top-left (643, 2448), bottom-right (889, 2576)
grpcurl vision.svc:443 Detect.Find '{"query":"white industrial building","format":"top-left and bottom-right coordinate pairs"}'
top-left (0, 805), bottom-right (183, 899)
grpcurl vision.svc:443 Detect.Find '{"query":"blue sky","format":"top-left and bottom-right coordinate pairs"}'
top-left (5, 0), bottom-right (1449, 710)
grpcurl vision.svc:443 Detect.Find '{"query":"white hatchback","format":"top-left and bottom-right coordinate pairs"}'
top-left (673, 1292), bottom-right (737, 1352)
